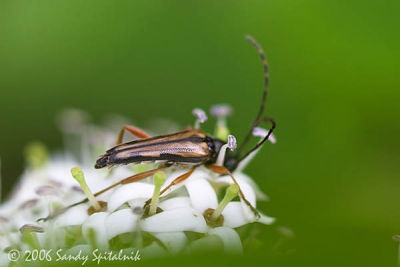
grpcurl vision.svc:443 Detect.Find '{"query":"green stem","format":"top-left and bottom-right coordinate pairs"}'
top-left (149, 171), bottom-right (166, 216)
top-left (211, 184), bottom-right (239, 221)
top-left (71, 167), bottom-right (100, 211)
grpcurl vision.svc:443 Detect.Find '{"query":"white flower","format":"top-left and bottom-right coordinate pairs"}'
top-left (0, 110), bottom-right (277, 259)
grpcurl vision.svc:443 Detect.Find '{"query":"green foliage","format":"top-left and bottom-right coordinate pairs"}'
top-left (0, 0), bottom-right (399, 266)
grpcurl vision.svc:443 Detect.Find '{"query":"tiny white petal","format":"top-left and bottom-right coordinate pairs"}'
top-left (258, 212), bottom-right (275, 225)
top-left (222, 202), bottom-right (274, 227)
top-left (185, 178), bottom-right (218, 212)
top-left (83, 168), bottom-right (117, 194)
top-left (160, 168), bottom-right (205, 196)
top-left (152, 232), bottom-right (187, 255)
top-left (54, 204), bottom-right (89, 227)
top-left (106, 209), bottom-right (139, 240)
top-left (208, 226), bottom-right (243, 254)
top-left (108, 183), bottom-right (154, 211)
top-left (158, 197), bottom-right (191, 211)
top-left (233, 172), bottom-right (269, 201)
top-left (141, 207), bottom-right (207, 233)
top-left (222, 202), bottom-right (248, 228)
top-left (160, 169), bottom-right (192, 195)
top-left (81, 212), bottom-right (108, 250)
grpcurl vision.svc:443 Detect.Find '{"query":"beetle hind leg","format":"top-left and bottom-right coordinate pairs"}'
top-left (117, 125), bottom-right (151, 145)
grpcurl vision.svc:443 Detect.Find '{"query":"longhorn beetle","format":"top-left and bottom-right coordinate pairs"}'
top-left (46, 35), bottom-right (276, 220)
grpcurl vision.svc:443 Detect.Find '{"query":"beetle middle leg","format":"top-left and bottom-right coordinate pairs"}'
top-left (117, 125), bottom-right (151, 145)
top-left (94, 164), bottom-right (169, 197)
top-left (39, 165), bottom-right (170, 221)
top-left (159, 167), bottom-right (197, 196)
top-left (206, 164), bottom-right (260, 219)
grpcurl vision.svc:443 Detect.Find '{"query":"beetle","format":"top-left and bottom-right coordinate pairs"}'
top-left (44, 35), bottom-right (275, 220)
top-left (90, 35), bottom-right (276, 218)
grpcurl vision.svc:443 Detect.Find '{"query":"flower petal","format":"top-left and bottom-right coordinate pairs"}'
top-left (258, 212), bottom-right (275, 225)
top-left (108, 182), bottom-right (154, 211)
top-left (81, 212), bottom-right (108, 250)
top-left (222, 201), bottom-right (275, 228)
top-left (152, 232), bottom-right (187, 254)
top-left (185, 178), bottom-right (218, 212)
top-left (106, 209), bottom-right (139, 240)
top-left (158, 197), bottom-right (191, 210)
top-left (160, 169), bottom-right (196, 196)
top-left (233, 172), bottom-right (269, 201)
top-left (54, 204), bottom-right (89, 227)
top-left (222, 202), bottom-right (248, 228)
top-left (141, 207), bottom-right (207, 233)
top-left (208, 226), bottom-right (243, 254)
top-left (215, 173), bottom-right (258, 221)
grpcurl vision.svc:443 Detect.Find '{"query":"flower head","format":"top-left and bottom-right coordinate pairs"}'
top-left (0, 108), bottom-right (276, 261)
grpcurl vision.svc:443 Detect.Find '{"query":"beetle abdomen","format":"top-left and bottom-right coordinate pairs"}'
top-left (95, 130), bottom-right (210, 168)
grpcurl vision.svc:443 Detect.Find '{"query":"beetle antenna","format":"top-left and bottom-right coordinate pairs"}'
top-left (237, 117), bottom-right (276, 163)
top-left (235, 35), bottom-right (270, 156)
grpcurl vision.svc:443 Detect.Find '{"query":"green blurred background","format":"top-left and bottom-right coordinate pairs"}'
top-left (0, 0), bottom-right (399, 266)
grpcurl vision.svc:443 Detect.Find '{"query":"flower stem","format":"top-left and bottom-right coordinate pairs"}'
top-left (149, 171), bottom-right (166, 216)
top-left (20, 224), bottom-right (44, 249)
top-left (24, 142), bottom-right (48, 169)
top-left (211, 184), bottom-right (239, 221)
top-left (215, 124), bottom-right (230, 141)
top-left (70, 167), bottom-right (101, 211)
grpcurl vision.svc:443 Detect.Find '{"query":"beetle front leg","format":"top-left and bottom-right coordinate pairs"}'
top-left (117, 125), bottom-right (151, 145)
top-left (206, 164), bottom-right (260, 219)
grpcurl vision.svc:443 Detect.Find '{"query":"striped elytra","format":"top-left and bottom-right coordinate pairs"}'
top-left (95, 129), bottom-right (225, 168)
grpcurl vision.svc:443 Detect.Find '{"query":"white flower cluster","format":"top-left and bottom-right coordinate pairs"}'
top-left (0, 108), bottom-right (276, 264)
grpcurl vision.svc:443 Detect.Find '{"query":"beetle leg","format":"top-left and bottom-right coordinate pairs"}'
top-left (38, 165), bottom-right (170, 221)
top-left (159, 167), bottom-right (196, 196)
top-left (94, 165), bottom-right (169, 197)
top-left (206, 164), bottom-right (260, 219)
top-left (117, 125), bottom-right (151, 145)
